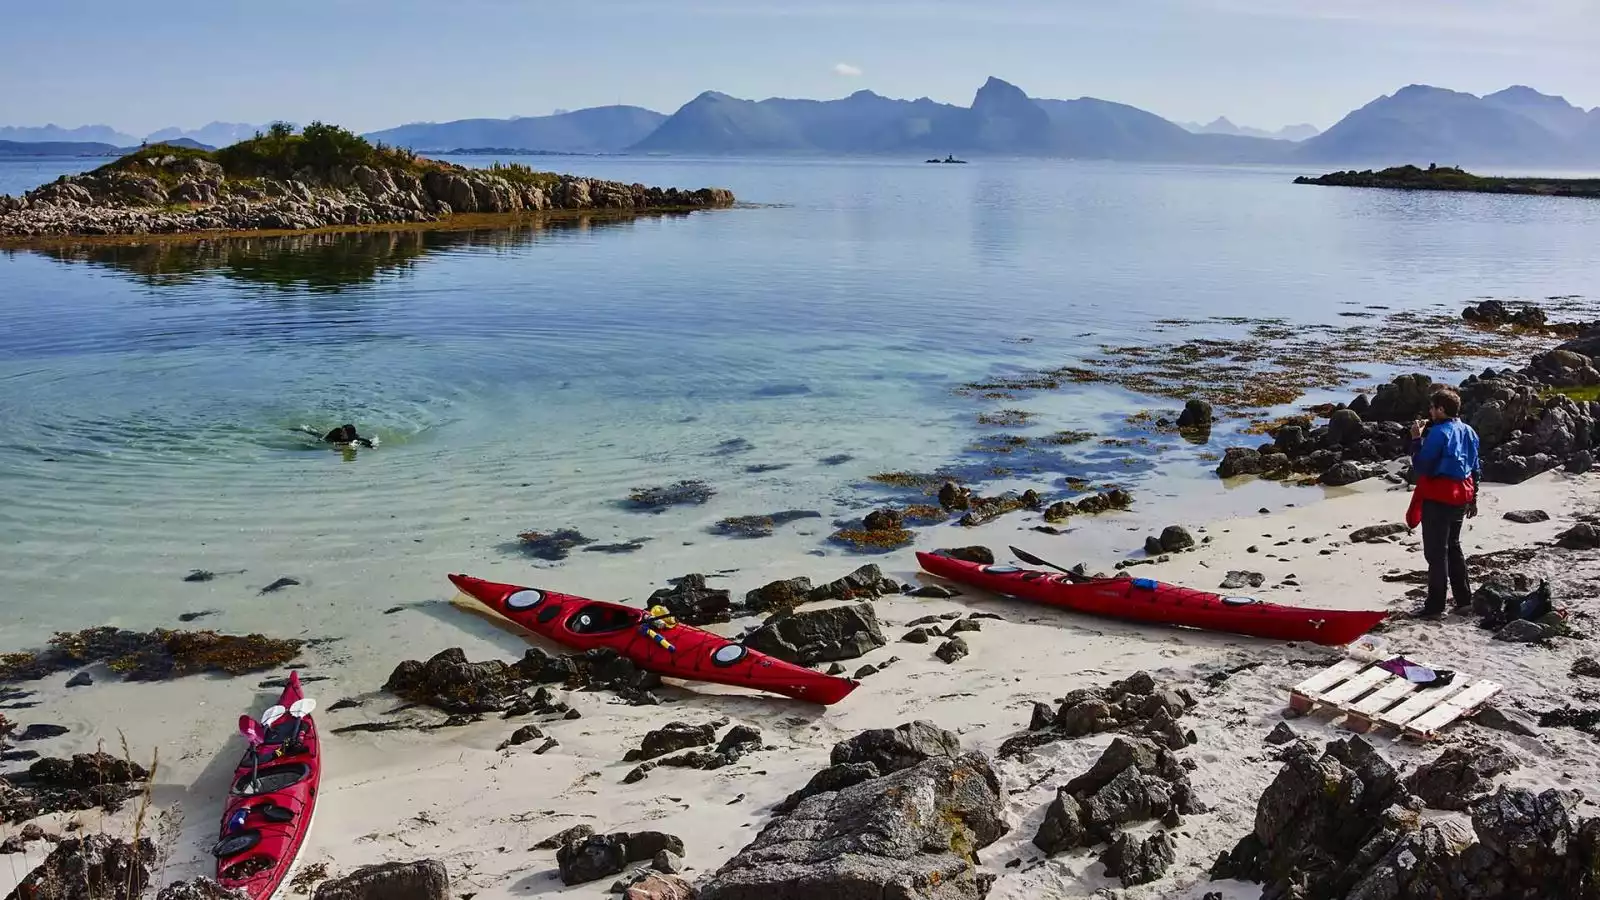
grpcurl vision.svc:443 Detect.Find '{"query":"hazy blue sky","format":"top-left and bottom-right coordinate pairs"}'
top-left (3, 0), bottom-right (1596, 135)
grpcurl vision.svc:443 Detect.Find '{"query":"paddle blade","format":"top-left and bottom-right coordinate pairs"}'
top-left (260, 704), bottom-right (288, 726)
top-left (289, 698), bottom-right (317, 718)
top-left (238, 715), bottom-right (264, 746)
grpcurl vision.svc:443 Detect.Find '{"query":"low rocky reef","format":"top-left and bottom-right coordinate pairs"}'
top-left (1216, 314), bottom-right (1600, 487)
top-left (1295, 163), bottom-right (1600, 198)
top-left (0, 130), bottom-right (734, 239)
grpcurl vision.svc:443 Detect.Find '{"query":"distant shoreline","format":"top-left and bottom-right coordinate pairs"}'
top-left (1296, 164), bottom-right (1600, 198)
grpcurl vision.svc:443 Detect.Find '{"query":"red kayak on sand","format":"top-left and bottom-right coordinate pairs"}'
top-left (448, 573), bottom-right (860, 705)
top-left (916, 552), bottom-right (1386, 646)
top-left (215, 670), bottom-right (321, 900)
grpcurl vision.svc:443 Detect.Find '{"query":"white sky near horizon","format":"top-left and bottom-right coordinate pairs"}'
top-left (1, 0), bottom-right (1596, 136)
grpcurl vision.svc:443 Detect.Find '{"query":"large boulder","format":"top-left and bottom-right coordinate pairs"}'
top-left (743, 602), bottom-right (886, 666)
top-left (697, 750), bottom-right (1009, 900)
top-left (311, 860), bottom-right (449, 900)
top-left (383, 648), bottom-right (532, 713)
top-left (1366, 374), bottom-right (1436, 423)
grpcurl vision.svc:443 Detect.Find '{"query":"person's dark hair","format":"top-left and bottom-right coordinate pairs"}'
top-left (1430, 388), bottom-right (1462, 418)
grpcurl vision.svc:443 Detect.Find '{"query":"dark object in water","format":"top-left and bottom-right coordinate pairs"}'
top-left (178, 610), bottom-right (218, 623)
top-left (260, 577), bottom-right (301, 595)
top-left (184, 570), bottom-right (215, 583)
top-left (322, 424), bottom-right (374, 449)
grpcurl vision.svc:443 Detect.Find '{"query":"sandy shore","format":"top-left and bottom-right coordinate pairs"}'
top-left (4, 467), bottom-right (1596, 898)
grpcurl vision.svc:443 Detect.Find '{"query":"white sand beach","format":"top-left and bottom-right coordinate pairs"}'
top-left (5, 466), bottom-right (1593, 899)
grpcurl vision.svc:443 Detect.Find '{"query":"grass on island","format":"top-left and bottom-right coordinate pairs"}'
top-left (1295, 163), bottom-right (1600, 198)
top-left (1544, 384), bottom-right (1600, 403)
top-left (92, 121), bottom-right (562, 190)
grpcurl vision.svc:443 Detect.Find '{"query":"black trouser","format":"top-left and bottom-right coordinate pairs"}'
top-left (1421, 500), bottom-right (1470, 613)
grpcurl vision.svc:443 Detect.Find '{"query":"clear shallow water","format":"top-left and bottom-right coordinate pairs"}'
top-left (2, 155), bottom-right (1599, 649)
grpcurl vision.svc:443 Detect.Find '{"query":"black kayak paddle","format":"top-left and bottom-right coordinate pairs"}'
top-left (1009, 546), bottom-right (1093, 583)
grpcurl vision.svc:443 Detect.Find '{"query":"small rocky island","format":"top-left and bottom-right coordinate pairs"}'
top-left (0, 122), bottom-right (735, 239)
top-left (1295, 163), bottom-right (1600, 198)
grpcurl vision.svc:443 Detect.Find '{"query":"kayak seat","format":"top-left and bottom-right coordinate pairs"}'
top-left (567, 604), bottom-right (637, 635)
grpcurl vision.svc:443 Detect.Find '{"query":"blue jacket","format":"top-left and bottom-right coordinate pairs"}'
top-left (1411, 419), bottom-right (1481, 483)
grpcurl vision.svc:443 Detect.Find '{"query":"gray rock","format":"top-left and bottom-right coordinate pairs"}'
top-left (1493, 619), bottom-right (1549, 643)
top-left (1556, 523), bottom-right (1600, 550)
top-left (696, 751), bottom-right (1009, 900)
top-left (1503, 509), bottom-right (1551, 524)
top-left (311, 860), bottom-right (449, 900)
top-left (946, 618), bottom-right (981, 635)
top-left (1218, 447), bottom-right (1265, 478)
top-left (901, 627), bottom-right (931, 644)
top-left (831, 720), bottom-right (962, 773)
top-left (1322, 461), bottom-right (1372, 487)
top-left (624, 722), bottom-right (719, 763)
top-left (1573, 657), bottom-right (1600, 679)
top-left (775, 762), bottom-right (881, 813)
top-left (1178, 399), bottom-right (1215, 429)
top-left (1472, 704), bottom-right (1539, 737)
top-left (1159, 526), bottom-right (1194, 553)
top-left (1567, 450), bottom-right (1595, 474)
top-left (935, 637), bottom-right (970, 664)
top-left (1328, 408), bottom-right (1365, 444)
top-left (805, 564), bottom-right (901, 602)
top-left (1032, 789), bottom-right (1087, 854)
top-left (620, 832), bottom-right (684, 863)
top-left (652, 850), bottom-right (683, 874)
top-left (1221, 570), bottom-right (1266, 590)
top-left (743, 602), bottom-right (887, 665)
top-left (1144, 535), bottom-right (1166, 556)
top-left (557, 835), bottom-right (629, 886)
top-left (908, 584), bottom-right (959, 599)
top-left (1265, 722), bottom-right (1298, 746)
top-left (743, 577), bottom-right (815, 614)
top-left (934, 546), bottom-right (993, 565)
top-left (534, 824), bottom-right (595, 851)
top-left (1064, 737), bottom-right (1163, 796)
top-left (1406, 746), bottom-right (1518, 811)
top-left (1350, 523), bottom-right (1408, 543)
top-left (1099, 831), bottom-right (1176, 887)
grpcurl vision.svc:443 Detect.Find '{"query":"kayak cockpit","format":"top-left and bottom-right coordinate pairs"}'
top-left (566, 603), bottom-right (640, 635)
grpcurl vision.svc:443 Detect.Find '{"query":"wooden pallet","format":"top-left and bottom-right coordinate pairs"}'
top-left (1288, 658), bottom-right (1501, 741)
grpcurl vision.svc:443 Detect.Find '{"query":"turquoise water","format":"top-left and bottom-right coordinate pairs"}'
top-left (2, 155), bottom-right (1599, 648)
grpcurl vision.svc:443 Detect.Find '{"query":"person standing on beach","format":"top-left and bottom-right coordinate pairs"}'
top-left (1407, 387), bottom-right (1481, 618)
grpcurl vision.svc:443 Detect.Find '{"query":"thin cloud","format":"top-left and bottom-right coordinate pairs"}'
top-left (833, 62), bottom-right (863, 77)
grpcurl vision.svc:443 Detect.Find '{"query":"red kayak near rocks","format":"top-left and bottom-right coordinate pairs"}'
top-left (448, 573), bottom-right (860, 705)
top-left (916, 552), bottom-right (1386, 646)
top-left (214, 670), bottom-right (321, 900)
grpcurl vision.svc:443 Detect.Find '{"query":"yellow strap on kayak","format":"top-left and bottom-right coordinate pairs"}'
top-left (641, 625), bottom-right (676, 653)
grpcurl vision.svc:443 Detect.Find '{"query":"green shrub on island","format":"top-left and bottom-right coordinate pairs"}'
top-left (97, 121), bottom-right (564, 188)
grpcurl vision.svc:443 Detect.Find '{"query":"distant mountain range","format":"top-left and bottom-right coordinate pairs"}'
top-left (364, 107), bottom-right (665, 154)
top-left (4, 80), bottom-right (1597, 167)
top-left (1179, 117), bottom-right (1321, 142)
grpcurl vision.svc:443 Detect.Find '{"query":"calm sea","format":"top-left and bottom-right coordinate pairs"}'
top-left (2, 154), bottom-right (1598, 651)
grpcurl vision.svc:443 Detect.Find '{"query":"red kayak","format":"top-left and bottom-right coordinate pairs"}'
top-left (214, 671), bottom-right (321, 900)
top-left (448, 573), bottom-right (860, 705)
top-left (917, 552), bottom-right (1386, 646)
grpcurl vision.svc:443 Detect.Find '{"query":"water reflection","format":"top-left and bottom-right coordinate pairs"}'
top-left (16, 213), bottom-right (687, 292)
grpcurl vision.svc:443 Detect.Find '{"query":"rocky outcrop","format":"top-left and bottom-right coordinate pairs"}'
top-left (1000, 671), bottom-right (1197, 759)
top-left (645, 575), bottom-right (733, 625)
top-left (743, 602), bottom-right (886, 666)
top-left (310, 860), bottom-right (449, 900)
top-left (155, 880), bottom-right (247, 900)
top-left (557, 832), bottom-right (685, 886)
top-left (699, 722), bottom-right (1008, 900)
top-left (1406, 745), bottom-right (1518, 811)
top-left (0, 155), bottom-right (735, 238)
top-left (1032, 735), bottom-right (1197, 883)
top-left (2, 752), bottom-right (149, 824)
top-left (5, 834), bottom-right (155, 900)
top-left (1211, 735), bottom-right (1600, 900)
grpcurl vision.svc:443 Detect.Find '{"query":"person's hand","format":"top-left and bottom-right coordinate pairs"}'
top-left (1467, 500), bottom-right (1479, 519)
top-left (1409, 420), bottom-right (1425, 440)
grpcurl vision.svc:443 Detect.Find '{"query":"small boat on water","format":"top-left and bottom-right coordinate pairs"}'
top-left (926, 154), bottom-right (968, 164)
top-left (448, 573), bottom-right (861, 705)
top-left (917, 551), bottom-right (1386, 646)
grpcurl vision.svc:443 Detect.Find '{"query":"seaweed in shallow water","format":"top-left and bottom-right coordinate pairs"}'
top-left (0, 627), bottom-right (303, 684)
